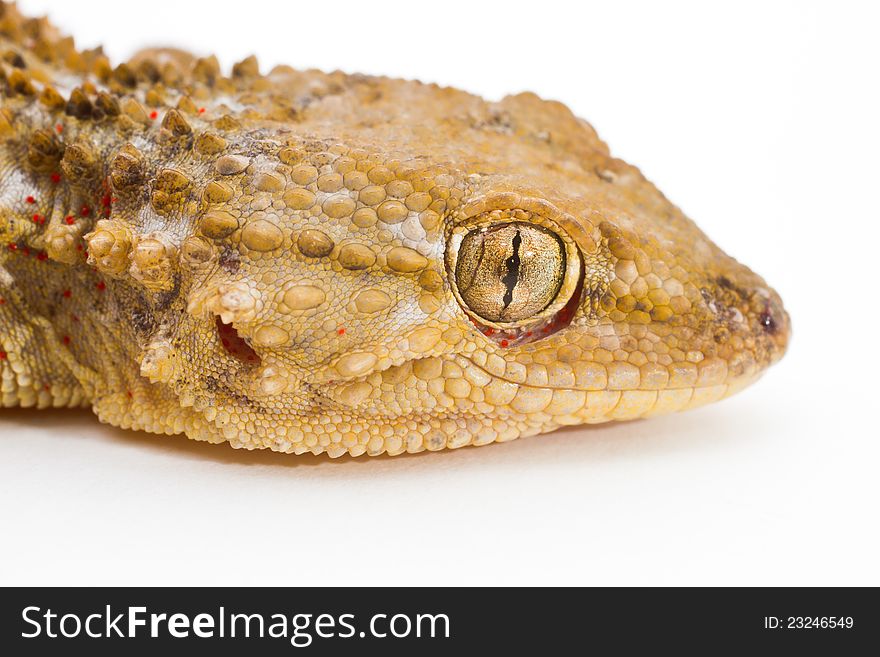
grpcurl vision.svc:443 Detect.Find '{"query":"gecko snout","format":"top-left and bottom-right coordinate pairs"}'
top-left (702, 273), bottom-right (790, 375)
top-left (756, 286), bottom-right (790, 364)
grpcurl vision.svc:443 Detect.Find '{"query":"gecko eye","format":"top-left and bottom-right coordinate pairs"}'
top-left (453, 222), bottom-right (566, 323)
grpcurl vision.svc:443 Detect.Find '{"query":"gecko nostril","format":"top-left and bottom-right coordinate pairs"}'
top-left (215, 316), bottom-right (261, 365)
top-left (759, 310), bottom-right (777, 334)
top-left (758, 292), bottom-right (792, 346)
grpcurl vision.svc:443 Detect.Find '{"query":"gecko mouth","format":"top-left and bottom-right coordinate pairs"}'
top-left (451, 353), bottom-right (744, 394)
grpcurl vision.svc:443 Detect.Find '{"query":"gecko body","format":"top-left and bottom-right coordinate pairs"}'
top-left (0, 3), bottom-right (789, 456)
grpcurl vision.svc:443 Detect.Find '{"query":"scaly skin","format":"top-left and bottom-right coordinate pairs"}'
top-left (0, 3), bottom-right (789, 457)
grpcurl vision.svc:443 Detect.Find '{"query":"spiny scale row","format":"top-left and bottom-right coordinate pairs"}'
top-left (1, 87), bottom-right (225, 289)
top-left (1, 1), bottom-right (265, 92)
top-left (2, 73), bottom-right (206, 132)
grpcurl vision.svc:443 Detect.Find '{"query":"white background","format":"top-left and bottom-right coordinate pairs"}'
top-left (2, 0), bottom-right (878, 586)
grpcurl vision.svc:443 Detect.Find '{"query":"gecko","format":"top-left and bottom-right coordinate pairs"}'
top-left (0, 2), bottom-right (789, 457)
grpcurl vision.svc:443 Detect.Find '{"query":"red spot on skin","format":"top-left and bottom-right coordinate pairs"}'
top-left (65, 216), bottom-right (75, 225)
top-left (483, 328), bottom-right (495, 336)
top-left (62, 289), bottom-right (72, 298)
top-left (50, 172), bottom-right (61, 184)
top-left (337, 328), bottom-right (346, 335)
top-left (80, 205), bottom-right (90, 217)
top-left (0, 351), bottom-right (6, 360)
top-left (62, 336), bottom-right (71, 346)
top-left (199, 107), bottom-right (206, 114)
top-left (44, 384), bottom-right (50, 392)
top-left (7, 243), bottom-right (16, 252)
top-left (0, 297), bottom-right (5, 304)
top-left (32, 214), bottom-right (43, 224)
top-left (525, 331), bottom-right (533, 337)
top-left (127, 390), bottom-right (133, 399)
top-left (55, 124), bottom-right (63, 133)
top-left (101, 194), bottom-right (112, 208)
top-left (37, 252), bottom-right (48, 261)
top-left (149, 111), bottom-right (158, 119)
top-left (96, 281), bottom-right (106, 291)
top-left (25, 196), bottom-right (35, 204)
top-left (500, 339), bottom-right (509, 347)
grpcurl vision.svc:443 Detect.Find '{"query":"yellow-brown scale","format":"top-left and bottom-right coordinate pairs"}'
top-left (0, 2), bottom-right (789, 457)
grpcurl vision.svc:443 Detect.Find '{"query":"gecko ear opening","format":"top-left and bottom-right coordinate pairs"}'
top-left (215, 316), bottom-right (260, 365)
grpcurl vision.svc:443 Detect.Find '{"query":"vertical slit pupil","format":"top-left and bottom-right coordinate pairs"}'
top-left (501, 230), bottom-right (522, 311)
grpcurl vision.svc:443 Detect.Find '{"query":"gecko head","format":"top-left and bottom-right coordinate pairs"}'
top-left (112, 126), bottom-right (787, 456)
top-left (0, 7), bottom-right (787, 458)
